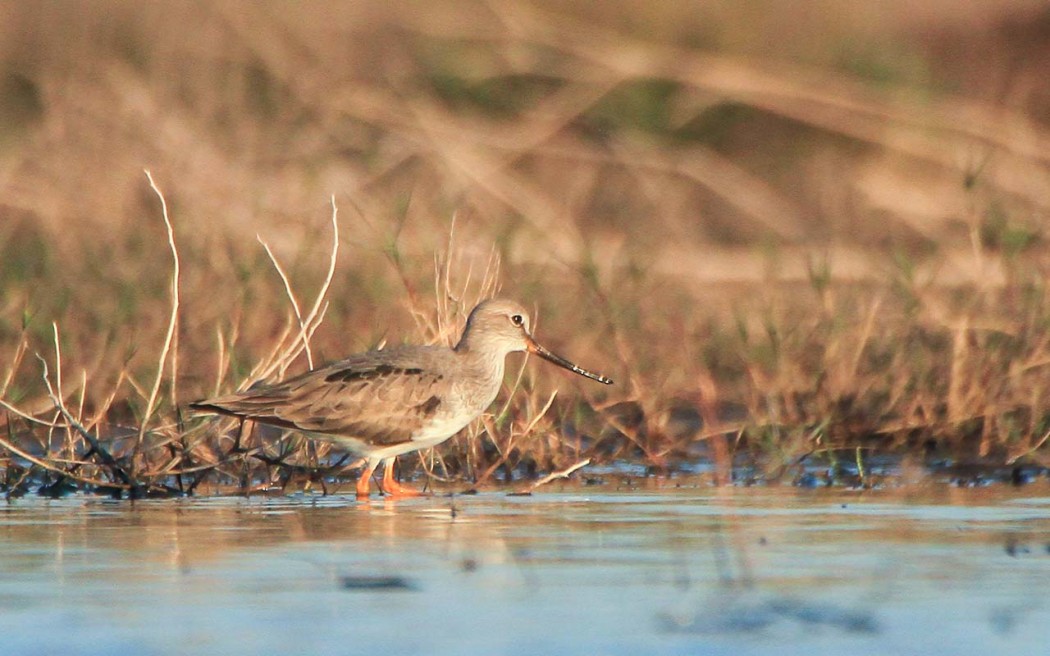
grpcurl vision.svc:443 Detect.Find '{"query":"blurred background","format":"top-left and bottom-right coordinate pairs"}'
top-left (2, 0), bottom-right (1050, 468)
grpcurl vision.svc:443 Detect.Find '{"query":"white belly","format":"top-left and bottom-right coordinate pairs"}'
top-left (309, 412), bottom-right (475, 461)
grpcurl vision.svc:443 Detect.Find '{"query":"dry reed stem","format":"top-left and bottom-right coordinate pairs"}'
top-left (1007, 429), bottom-right (1050, 465)
top-left (528, 458), bottom-right (591, 491)
top-left (258, 196), bottom-right (339, 381)
top-left (848, 295), bottom-right (883, 381)
top-left (0, 334), bottom-right (28, 399)
top-left (212, 326), bottom-right (230, 396)
top-left (245, 319), bottom-right (297, 388)
top-left (48, 323), bottom-right (80, 469)
top-left (0, 396), bottom-right (65, 429)
top-left (136, 170), bottom-right (181, 458)
top-left (258, 235), bottom-right (314, 369)
top-left (51, 322), bottom-right (64, 411)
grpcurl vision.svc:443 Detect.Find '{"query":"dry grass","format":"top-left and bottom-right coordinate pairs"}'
top-left (2, 1), bottom-right (1050, 496)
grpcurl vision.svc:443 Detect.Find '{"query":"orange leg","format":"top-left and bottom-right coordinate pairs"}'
top-left (356, 459), bottom-right (380, 499)
top-left (381, 458), bottom-right (421, 497)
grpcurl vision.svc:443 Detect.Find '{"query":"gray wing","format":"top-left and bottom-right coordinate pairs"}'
top-left (190, 349), bottom-right (447, 446)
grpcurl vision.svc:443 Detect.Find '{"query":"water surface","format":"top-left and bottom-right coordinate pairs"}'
top-left (2, 483), bottom-right (1049, 655)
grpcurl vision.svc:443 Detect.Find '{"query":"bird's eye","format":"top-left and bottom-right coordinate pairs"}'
top-left (510, 314), bottom-right (524, 326)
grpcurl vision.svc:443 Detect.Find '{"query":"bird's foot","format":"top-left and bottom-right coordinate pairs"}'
top-left (380, 479), bottom-right (422, 498)
top-left (355, 478), bottom-right (372, 500)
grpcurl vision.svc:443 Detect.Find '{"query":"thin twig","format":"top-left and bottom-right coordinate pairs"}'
top-left (0, 398), bottom-right (64, 428)
top-left (530, 458), bottom-right (591, 490)
top-left (36, 353), bottom-right (134, 487)
top-left (1007, 430), bottom-right (1050, 465)
top-left (0, 432), bottom-right (130, 490)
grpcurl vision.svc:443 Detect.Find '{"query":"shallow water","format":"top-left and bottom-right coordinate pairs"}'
top-left (2, 483), bottom-right (1049, 655)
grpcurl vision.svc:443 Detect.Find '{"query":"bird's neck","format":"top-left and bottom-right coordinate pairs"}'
top-left (454, 339), bottom-right (508, 386)
top-left (453, 332), bottom-right (490, 355)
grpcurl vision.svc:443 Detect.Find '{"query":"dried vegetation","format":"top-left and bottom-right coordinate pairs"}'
top-left (2, 1), bottom-right (1050, 496)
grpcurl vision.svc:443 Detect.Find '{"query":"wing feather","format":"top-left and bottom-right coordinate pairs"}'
top-left (190, 348), bottom-right (448, 446)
